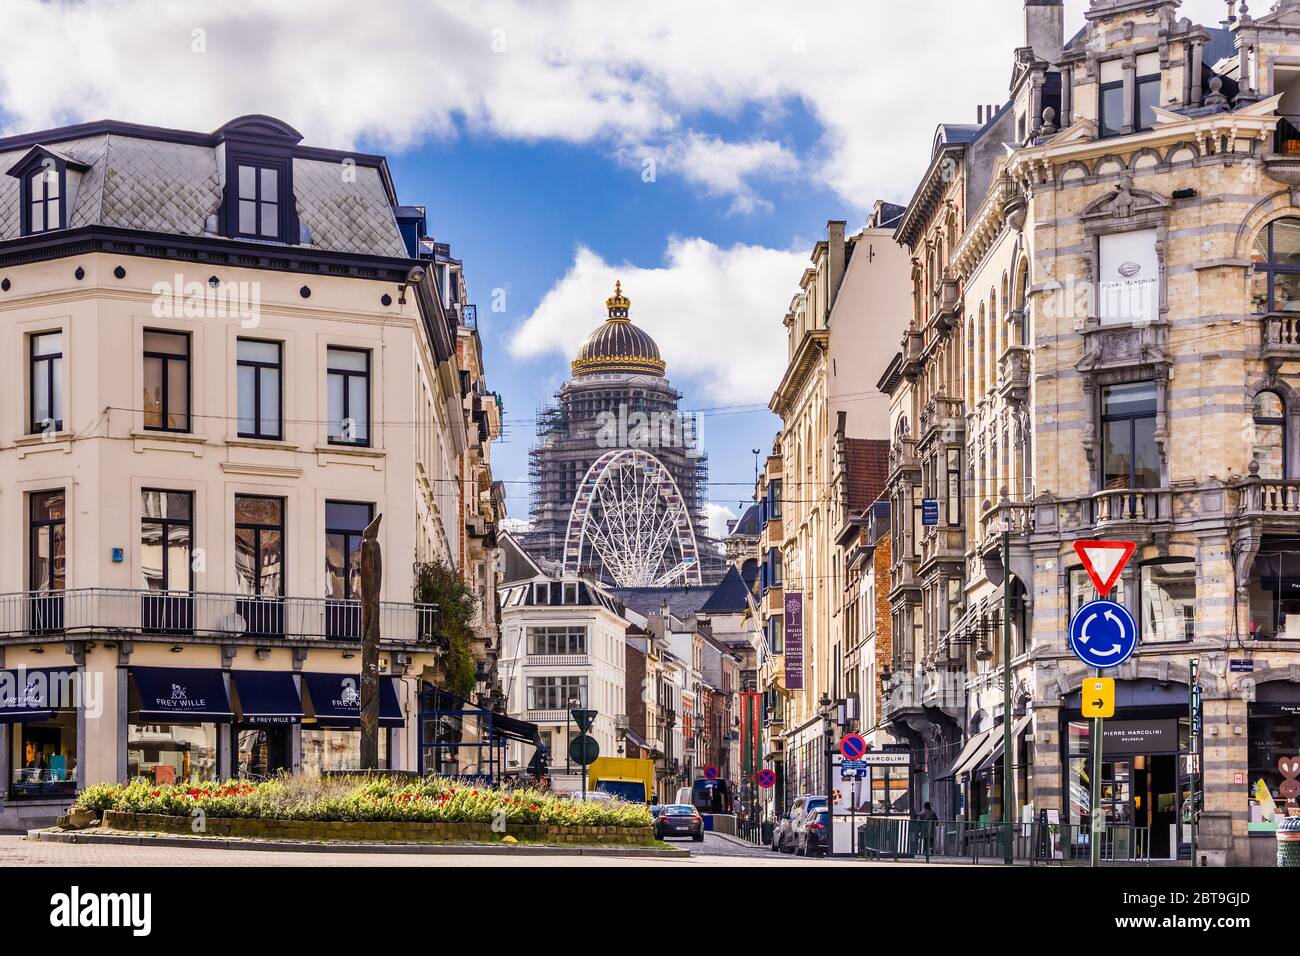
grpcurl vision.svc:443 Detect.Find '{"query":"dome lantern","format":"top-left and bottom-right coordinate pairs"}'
top-left (570, 281), bottom-right (666, 378)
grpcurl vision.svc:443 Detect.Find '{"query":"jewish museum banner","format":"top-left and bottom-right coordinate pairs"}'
top-left (784, 591), bottom-right (804, 690)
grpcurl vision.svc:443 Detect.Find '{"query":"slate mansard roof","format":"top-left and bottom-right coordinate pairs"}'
top-left (0, 115), bottom-right (409, 260)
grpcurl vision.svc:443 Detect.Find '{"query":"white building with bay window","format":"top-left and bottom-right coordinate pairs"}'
top-left (497, 536), bottom-right (628, 781)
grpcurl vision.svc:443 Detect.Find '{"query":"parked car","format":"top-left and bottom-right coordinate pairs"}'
top-left (772, 795), bottom-right (826, 853)
top-left (771, 811), bottom-right (795, 852)
top-left (795, 809), bottom-right (831, 857)
top-left (654, 803), bottom-right (704, 842)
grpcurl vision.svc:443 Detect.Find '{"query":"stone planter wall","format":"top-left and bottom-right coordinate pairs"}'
top-left (100, 811), bottom-right (657, 846)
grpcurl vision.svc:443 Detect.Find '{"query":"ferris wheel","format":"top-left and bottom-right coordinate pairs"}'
top-left (562, 449), bottom-right (702, 587)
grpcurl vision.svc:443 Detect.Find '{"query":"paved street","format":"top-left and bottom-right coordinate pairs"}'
top-left (0, 832), bottom-right (925, 867)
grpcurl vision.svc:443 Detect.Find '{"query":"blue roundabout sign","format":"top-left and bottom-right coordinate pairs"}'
top-left (1068, 599), bottom-right (1137, 669)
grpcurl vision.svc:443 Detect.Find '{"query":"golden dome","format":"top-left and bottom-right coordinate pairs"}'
top-left (571, 281), bottom-right (666, 378)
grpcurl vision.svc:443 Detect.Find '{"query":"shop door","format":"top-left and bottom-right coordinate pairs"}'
top-left (236, 726), bottom-right (290, 778)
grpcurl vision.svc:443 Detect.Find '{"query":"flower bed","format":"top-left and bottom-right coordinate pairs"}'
top-left (74, 775), bottom-right (653, 829)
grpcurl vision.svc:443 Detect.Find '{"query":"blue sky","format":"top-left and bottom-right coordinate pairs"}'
top-left (0, 0), bottom-right (1230, 532)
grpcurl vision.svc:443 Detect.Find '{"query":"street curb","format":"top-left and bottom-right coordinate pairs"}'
top-left (708, 830), bottom-right (765, 850)
top-left (26, 828), bottom-right (691, 859)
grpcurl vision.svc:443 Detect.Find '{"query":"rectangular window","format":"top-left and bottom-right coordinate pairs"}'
top-left (771, 478), bottom-right (783, 519)
top-left (30, 332), bottom-right (63, 433)
top-left (527, 626), bottom-right (588, 655)
top-left (1098, 81), bottom-right (1125, 138)
top-left (11, 709), bottom-right (77, 799)
top-left (236, 339), bottom-right (282, 440)
top-left (1070, 568), bottom-right (1127, 616)
top-left (27, 167), bottom-right (61, 234)
top-left (141, 491), bottom-right (193, 592)
top-left (946, 447), bottom-right (962, 525)
top-left (234, 495), bottom-right (284, 597)
top-left (29, 491), bottom-right (66, 592)
top-left (327, 347), bottom-right (370, 446)
top-left (237, 163), bottom-right (280, 239)
top-left (325, 501), bottom-right (373, 601)
top-left (526, 676), bottom-right (588, 711)
top-left (771, 550), bottom-right (783, 588)
top-left (301, 727), bottom-right (388, 774)
top-left (1101, 382), bottom-right (1159, 489)
top-left (143, 330), bottom-right (191, 431)
top-left (1141, 560), bottom-right (1196, 643)
top-left (127, 723), bottom-right (218, 783)
top-left (1135, 74), bottom-right (1161, 132)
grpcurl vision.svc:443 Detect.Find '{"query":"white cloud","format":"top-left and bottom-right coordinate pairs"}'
top-left (703, 502), bottom-right (738, 541)
top-left (509, 238), bottom-right (806, 404)
top-left (0, 0), bottom-right (1231, 211)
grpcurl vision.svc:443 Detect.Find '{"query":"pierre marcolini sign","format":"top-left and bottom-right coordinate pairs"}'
top-left (50, 887), bottom-right (151, 936)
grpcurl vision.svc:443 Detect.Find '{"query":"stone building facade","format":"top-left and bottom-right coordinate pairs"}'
top-left (876, 0), bottom-right (1300, 865)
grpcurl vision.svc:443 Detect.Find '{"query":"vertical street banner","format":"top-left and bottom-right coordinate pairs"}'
top-left (741, 691), bottom-right (761, 777)
top-left (785, 591), bottom-right (804, 689)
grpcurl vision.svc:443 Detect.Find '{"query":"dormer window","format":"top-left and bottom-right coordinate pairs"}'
top-left (28, 166), bottom-right (62, 233)
top-left (236, 163), bottom-right (281, 239)
top-left (7, 145), bottom-right (87, 237)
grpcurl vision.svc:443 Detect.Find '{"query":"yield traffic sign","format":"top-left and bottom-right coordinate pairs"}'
top-left (1069, 599), bottom-right (1137, 669)
top-left (1073, 540), bottom-right (1135, 598)
top-left (570, 709), bottom-right (598, 733)
top-left (1082, 677), bottom-right (1115, 718)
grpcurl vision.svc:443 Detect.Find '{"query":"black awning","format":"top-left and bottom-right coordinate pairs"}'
top-left (129, 667), bottom-right (233, 722)
top-left (231, 670), bottom-right (303, 725)
top-left (489, 711), bottom-right (541, 747)
top-left (301, 672), bottom-right (403, 728)
top-left (0, 667), bottom-right (77, 724)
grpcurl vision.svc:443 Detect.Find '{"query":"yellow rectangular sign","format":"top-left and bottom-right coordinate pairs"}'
top-left (1082, 677), bottom-right (1115, 718)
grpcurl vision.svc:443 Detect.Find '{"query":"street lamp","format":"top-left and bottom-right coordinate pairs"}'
top-left (819, 692), bottom-right (835, 836)
top-left (565, 695), bottom-right (581, 775)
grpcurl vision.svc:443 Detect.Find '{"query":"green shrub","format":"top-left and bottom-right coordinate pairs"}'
top-left (74, 773), bottom-right (653, 828)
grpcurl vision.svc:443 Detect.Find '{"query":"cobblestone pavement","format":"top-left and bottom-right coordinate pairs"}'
top-left (0, 832), bottom-right (924, 867)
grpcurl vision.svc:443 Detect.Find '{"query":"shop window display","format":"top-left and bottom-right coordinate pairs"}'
top-left (127, 723), bottom-right (218, 783)
top-left (10, 710), bottom-right (77, 798)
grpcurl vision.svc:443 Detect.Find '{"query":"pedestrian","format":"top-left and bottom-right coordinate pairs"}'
top-left (916, 801), bottom-right (938, 858)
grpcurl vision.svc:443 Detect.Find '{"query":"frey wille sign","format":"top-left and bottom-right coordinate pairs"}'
top-left (150, 682), bottom-right (208, 713)
top-left (784, 591), bottom-right (804, 690)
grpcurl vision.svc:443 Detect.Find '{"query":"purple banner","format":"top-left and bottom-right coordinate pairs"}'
top-left (784, 591), bottom-right (804, 690)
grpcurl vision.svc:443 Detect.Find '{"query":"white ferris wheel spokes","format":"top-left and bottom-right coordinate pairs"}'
top-left (562, 449), bottom-right (701, 587)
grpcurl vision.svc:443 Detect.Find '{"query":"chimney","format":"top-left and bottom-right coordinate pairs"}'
top-left (1025, 0), bottom-right (1064, 65)
top-left (826, 220), bottom-right (847, 314)
top-left (978, 105), bottom-right (985, 123)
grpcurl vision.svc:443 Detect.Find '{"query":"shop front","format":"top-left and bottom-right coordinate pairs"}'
top-left (1246, 679), bottom-right (1300, 844)
top-left (230, 670), bottom-right (303, 778)
top-left (127, 666), bottom-right (233, 783)
top-left (300, 672), bottom-right (403, 773)
top-left (1061, 679), bottom-right (1195, 861)
top-left (3, 667), bottom-right (81, 802)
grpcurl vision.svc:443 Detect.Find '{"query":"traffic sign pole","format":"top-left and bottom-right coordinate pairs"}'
top-left (1091, 707), bottom-right (1103, 868)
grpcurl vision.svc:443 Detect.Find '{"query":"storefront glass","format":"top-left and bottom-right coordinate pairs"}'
top-left (128, 723), bottom-right (218, 783)
top-left (235, 726), bottom-right (291, 778)
top-left (301, 727), bottom-right (388, 774)
top-left (10, 710), bottom-right (77, 799)
top-left (1247, 713), bottom-right (1300, 829)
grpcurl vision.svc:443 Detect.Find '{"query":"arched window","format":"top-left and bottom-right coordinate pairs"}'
top-left (1254, 391), bottom-right (1287, 479)
top-left (1252, 218), bottom-right (1300, 313)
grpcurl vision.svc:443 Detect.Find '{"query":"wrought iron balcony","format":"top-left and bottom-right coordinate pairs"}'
top-left (0, 588), bottom-right (438, 644)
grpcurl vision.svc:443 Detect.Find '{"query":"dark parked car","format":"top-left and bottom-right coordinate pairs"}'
top-left (654, 804), bottom-right (704, 842)
top-left (795, 809), bottom-right (830, 857)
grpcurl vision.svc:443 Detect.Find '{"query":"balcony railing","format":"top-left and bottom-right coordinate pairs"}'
top-left (1239, 479), bottom-right (1300, 516)
top-left (1261, 313), bottom-right (1300, 358)
top-left (0, 589), bottom-right (438, 643)
top-left (1089, 488), bottom-right (1168, 525)
top-left (525, 654), bottom-right (591, 667)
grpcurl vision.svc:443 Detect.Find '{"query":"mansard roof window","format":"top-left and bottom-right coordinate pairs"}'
top-left (222, 153), bottom-right (297, 244)
top-left (6, 145), bottom-right (89, 237)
